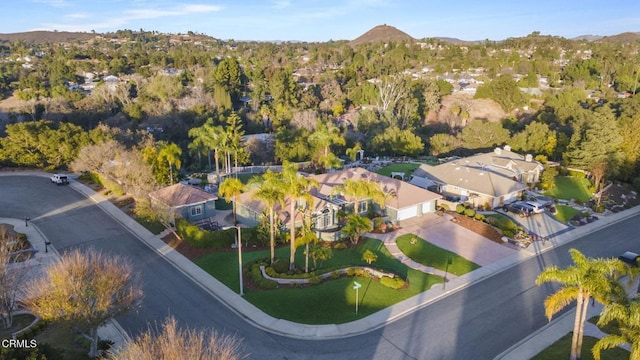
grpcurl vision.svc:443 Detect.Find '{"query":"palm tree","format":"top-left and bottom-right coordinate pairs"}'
top-left (332, 178), bottom-right (387, 216)
top-left (188, 119), bottom-right (227, 182)
top-left (157, 142), bottom-right (182, 185)
top-left (593, 299), bottom-right (640, 360)
top-left (281, 161), bottom-right (319, 271)
top-left (535, 249), bottom-right (628, 360)
top-left (218, 177), bottom-right (244, 225)
top-left (346, 142), bottom-right (362, 162)
top-left (341, 214), bottom-right (373, 245)
top-left (308, 122), bottom-right (345, 170)
top-left (250, 170), bottom-right (284, 265)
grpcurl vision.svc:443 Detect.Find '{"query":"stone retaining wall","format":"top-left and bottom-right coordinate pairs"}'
top-left (259, 266), bottom-right (395, 285)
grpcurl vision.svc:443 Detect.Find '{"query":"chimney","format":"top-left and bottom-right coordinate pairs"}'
top-left (494, 148), bottom-right (502, 155)
top-left (503, 145), bottom-right (512, 152)
top-left (525, 154), bottom-right (533, 162)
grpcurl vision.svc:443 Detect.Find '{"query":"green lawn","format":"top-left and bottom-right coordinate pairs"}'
top-left (375, 163), bottom-right (420, 178)
top-left (133, 214), bottom-right (165, 235)
top-left (215, 198), bottom-right (234, 210)
top-left (35, 322), bottom-right (90, 360)
top-left (532, 333), bottom-right (628, 360)
top-left (195, 238), bottom-right (443, 324)
top-left (545, 176), bottom-right (593, 202)
top-left (554, 204), bottom-right (581, 223)
top-left (395, 234), bottom-right (480, 276)
top-left (0, 314), bottom-right (37, 339)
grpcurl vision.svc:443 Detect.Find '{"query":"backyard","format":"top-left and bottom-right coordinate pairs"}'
top-left (544, 176), bottom-right (593, 202)
top-left (194, 237), bottom-right (444, 324)
top-left (375, 163), bottom-right (420, 178)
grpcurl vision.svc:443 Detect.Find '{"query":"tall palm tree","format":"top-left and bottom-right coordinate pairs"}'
top-left (157, 142), bottom-right (182, 185)
top-left (281, 161), bottom-right (319, 271)
top-left (188, 119), bottom-right (227, 182)
top-left (593, 299), bottom-right (640, 360)
top-left (535, 249), bottom-right (628, 360)
top-left (250, 170), bottom-right (284, 265)
top-left (218, 177), bottom-right (244, 225)
top-left (346, 142), bottom-right (362, 162)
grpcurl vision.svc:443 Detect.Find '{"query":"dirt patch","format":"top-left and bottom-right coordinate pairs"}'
top-left (448, 212), bottom-right (504, 244)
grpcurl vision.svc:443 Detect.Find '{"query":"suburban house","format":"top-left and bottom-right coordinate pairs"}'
top-left (411, 146), bottom-right (543, 208)
top-left (149, 183), bottom-right (217, 222)
top-left (235, 167), bottom-right (441, 240)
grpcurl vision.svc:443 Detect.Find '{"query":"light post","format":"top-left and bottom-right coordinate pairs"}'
top-left (443, 257), bottom-right (452, 290)
top-left (45, 241), bottom-right (51, 253)
top-left (223, 225), bottom-right (244, 296)
top-left (25, 217), bottom-right (30, 227)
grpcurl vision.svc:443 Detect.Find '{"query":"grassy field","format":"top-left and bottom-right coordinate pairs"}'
top-left (532, 333), bottom-right (628, 360)
top-left (195, 238), bottom-right (443, 324)
top-left (395, 234), bottom-right (481, 276)
top-left (35, 322), bottom-right (91, 359)
top-left (375, 163), bottom-right (420, 178)
top-left (545, 177), bottom-right (593, 202)
top-left (554, 204), bottom-right (582, 223)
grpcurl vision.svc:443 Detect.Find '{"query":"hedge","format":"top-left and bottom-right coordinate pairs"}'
top-left (175, 218), bottom-right (235, 249)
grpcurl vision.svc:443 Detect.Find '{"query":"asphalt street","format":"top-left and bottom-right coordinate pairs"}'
top-left (2, 174), bottom-right (639, 359)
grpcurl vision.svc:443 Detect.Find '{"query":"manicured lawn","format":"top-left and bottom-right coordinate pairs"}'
top-left (215, 198), bottom-right (233, 210)
top-left (554, 204), bottom-right (581, 223)
top-left (395, 234), bottom-right (480, 276)
top-left (545, 176), bottom-right (592, 202)
top-left (35, 322), bottom-right (90, 359)
top-left (375, 163), bottom-right (420, 178)
top-left (195, 238), bottom-right (443, 324)
top-left (532, 333), bottom-right (628, 360)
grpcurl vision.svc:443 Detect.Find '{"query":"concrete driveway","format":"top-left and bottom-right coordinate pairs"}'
top-left (497, 210), bottom-right (570, 238)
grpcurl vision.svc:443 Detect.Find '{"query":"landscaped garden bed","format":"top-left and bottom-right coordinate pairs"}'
top-left (395, 234), bottom-right (480, 275)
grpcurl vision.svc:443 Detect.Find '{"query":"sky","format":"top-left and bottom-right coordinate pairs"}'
top-left (2, 0), bottom-right (639, 42)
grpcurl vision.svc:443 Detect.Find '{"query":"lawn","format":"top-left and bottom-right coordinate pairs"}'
top-left (554, 204), bottom-right (582, 223)
top-left (532, 333), bottom-right (628, 360)
top-left (375, 163), bottom-right (420, 178)
top-left (545, 176), bottom-right (593, 202)
top-left (35, 322), bottom-right (91, 359)
top-left (133, 214), bottom-right (165, 235)
top-left (395, 234), bottom-right (481, 276)
top-left (0, 313), bottom-right (37, 339)
top-left (195, 238), bottom-right (443, 324)
top-left (215, 198), bottom-right (233, 210)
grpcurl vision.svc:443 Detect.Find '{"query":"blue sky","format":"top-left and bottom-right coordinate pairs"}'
top-left (3, 0), bottom-right (639, 41)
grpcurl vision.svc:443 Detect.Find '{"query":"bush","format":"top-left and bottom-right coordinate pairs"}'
top-left (249, 263), bottom-right (277, 289)
top-left (380, 276), bottom-right (405, 289)
top-left (483, 203), bottom-right (492, 211)
top-left (175, 218), bottom-right (235, 248)
top-left (271, 259), bottom-right (289, 274)
top-left (464, 208), bottom-right (476, 218)
top-left (503, 229), bottom-right (515, 238)
top-left (439, 203), bottom-right (450, 211)
top-left (308, 275), bottom-right (323, 285)
top-left (455, 204), bottom-right (466, 214)
top-left (334, 242), bottom-right (348, 250)
top-left (474, 213), bottom-right (486, 221)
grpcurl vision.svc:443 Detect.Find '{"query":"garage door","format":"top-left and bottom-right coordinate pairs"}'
top-left (422, 202), bottom-right (432, 213)
top-left (504, 192), bottom-right (518, 203)
top-left (397, 206), bottom-right (418, 220)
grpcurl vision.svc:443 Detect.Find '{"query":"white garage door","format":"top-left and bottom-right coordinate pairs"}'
top-left (422, 201), bottom-right (432, 213)
top-left (397, 206), bottom-right (418, 220)
top-left (504, 192), bottom-right (519, 203)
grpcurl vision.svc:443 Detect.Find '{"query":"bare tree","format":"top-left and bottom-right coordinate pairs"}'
top-left (0, 225), bottom-right (28, 329)
top-left (109, 316), bottom-right (244, 360)
top-left (22, 248), bottom-right (142, 358)
top-left (376, 75), bottom-right (410, 114)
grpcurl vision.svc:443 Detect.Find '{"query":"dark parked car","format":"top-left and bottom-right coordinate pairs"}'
top-left (504, 202), bottom-right (534, 217)
top-left (618, 251), bottom-right (639, 266)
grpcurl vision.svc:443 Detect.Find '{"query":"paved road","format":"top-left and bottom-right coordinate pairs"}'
top-left (2, 175), bottom-right (639, 359)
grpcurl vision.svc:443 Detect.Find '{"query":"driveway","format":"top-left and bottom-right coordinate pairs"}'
top-left (498, 210), bottom-right (570, 238)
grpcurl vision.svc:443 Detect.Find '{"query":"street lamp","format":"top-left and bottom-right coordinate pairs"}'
top-left (25, 217), bottom-right (30, 227)
top-left (45, 241), bottom-right (51, 253)
top-left (223, 225), bottom-right (244, 296)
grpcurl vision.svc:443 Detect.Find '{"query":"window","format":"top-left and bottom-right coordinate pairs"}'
top-left (190, 205), bottom-right (203, 217)
top-left (358, 201), bottom-right (368, 214)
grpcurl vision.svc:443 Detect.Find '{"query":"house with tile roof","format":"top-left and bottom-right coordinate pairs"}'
top-left (235, 167), bottom-right (441, 240)
top-left (411, 146), bottom-right (542, 208)
top-left (149, 183), bottom-right (218, 222)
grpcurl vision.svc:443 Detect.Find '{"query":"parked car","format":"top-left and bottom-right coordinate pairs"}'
top-left (524, 201), bottom-right (545, 214)
top-left (618, 251), bottom-right (639, 266)
top-left (504, 202), bottom-right (534, 217)
top-left (50, 174), bottom-right (69, 185)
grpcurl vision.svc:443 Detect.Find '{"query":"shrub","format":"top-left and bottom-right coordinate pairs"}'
top-left (483, 203), bottom-right (492, 211)
top-left (308, 275), bottom-right (323, 285)
top-left (175, 218), bottom-right (235, 248)
top-left (271, 259), bottom-right (289, 274)
top-left (330, 270), bottom-right (341, 279)
top-left (249, 263), bottom-right (277, 289)
top-left (474, 213), bottom-right (486, 221)
top-left (380, 276), bottom-right (405, 289)
top-left (503, 229), bottom-right (515, 238)
top-left (455, 204), bottom-right (466, 214)
top-left (439, 203), bottom-right (450, 211)
top-left (464, 208), bottom-right (476, 218)
top-left (334, 242), bottom-right (348, 250)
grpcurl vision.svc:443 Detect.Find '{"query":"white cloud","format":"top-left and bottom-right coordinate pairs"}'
top-left (65, 13), bottom-right (89, 19)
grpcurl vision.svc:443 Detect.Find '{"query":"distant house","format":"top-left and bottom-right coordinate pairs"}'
top-left (412, 146), bottom-right (543, 208)
top-left (235, 167), bottom-right (441, 240)
top-left (149, 183), bottom-right (217, 222)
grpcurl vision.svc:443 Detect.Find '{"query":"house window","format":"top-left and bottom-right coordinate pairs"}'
top-left (191, 205), bottom-right (203, 217)
top-left (358, 201), bottom-right (367, 214)
top-left (319, 208), bottom-right (331, 228)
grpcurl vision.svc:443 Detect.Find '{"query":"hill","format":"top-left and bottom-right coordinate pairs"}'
top-left (598, 32), bottom-right (640, 43)
top-left (0, 31), bottom-right (96, 44)
top-left (349, 24), bottom-right (415, 46)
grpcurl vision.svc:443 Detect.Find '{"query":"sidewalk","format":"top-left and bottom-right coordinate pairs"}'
top-left (4, 172), bottom-right (640, 357)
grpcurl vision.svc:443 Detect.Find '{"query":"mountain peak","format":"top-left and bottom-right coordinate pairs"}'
top-left (349, 24), bottom-right (415, 46)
